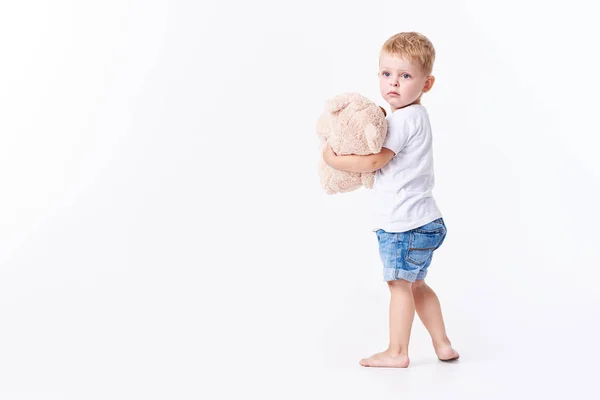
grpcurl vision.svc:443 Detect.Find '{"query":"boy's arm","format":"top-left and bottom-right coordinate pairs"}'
top-left (322, 144), bottom-right (395, 173)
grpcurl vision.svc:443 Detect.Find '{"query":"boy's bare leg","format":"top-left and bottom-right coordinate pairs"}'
top-left (360, 279), bottom-right (414, 368)
top-left (412, 280), bottom-right (459, 361)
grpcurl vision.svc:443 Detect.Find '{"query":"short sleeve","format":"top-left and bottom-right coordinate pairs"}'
top-left (382, 112), bottom-right (413, 155)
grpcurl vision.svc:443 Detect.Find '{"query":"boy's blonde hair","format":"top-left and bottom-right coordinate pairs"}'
top-left (380, 32), bottom-right (436, 76)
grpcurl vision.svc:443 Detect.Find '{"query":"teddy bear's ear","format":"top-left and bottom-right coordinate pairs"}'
top-left (325, 96), bottom-right (351, 114)
top-left (316, 114), bottom-right (330, 141)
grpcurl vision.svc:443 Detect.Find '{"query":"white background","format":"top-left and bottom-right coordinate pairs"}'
top-left (1, 0), bottom-right (599, 399)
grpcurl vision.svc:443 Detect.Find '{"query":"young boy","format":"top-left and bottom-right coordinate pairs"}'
top-left (323, 32), bottom-right (459, 368)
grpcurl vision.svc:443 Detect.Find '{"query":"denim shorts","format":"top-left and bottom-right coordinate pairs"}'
top-left (375, 218), bottom-right (447, 282)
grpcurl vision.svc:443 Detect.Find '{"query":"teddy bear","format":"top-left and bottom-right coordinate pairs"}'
top-left (316, 92), bottom-right (388, 194)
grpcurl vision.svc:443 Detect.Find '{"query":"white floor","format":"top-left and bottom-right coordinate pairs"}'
top-left (1, 204), bottom-right (598, 399)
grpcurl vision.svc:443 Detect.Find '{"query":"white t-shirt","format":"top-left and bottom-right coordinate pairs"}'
top-left (370, 104), bottom-right (442, 232)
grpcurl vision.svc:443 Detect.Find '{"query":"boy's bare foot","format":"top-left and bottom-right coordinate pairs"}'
top-left (359, 350), bottom-right (410, 368)
top-left (435, 344), bottom-right (460, 361)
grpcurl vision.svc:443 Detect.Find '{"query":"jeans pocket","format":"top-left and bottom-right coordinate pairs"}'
top-left (406, 228), bottom-right (445, 266)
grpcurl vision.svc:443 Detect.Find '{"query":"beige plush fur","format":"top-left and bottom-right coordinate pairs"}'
top-left (316, 92), bottom-right (388, 194)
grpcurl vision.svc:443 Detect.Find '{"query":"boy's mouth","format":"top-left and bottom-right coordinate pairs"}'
top-left (388, 91), bottom-right (400, 96)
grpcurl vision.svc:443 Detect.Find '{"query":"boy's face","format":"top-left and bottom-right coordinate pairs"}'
top-left (378, 53), bottom-right (434, 112)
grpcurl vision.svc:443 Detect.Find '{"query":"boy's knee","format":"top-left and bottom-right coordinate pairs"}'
top-left (412, 280), bottom-right (426, 292)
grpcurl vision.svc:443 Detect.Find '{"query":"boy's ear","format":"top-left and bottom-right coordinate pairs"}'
top-left (422, 75), bottom-right (435, 93)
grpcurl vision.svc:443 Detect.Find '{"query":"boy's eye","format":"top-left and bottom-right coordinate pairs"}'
top-left (402, 73), bottom-right (411, 79)
top-left (382, 71), bottom-right (390, 77)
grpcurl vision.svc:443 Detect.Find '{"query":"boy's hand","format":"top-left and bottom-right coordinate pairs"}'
top-left (322, 143), bottom-right (338, 166)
